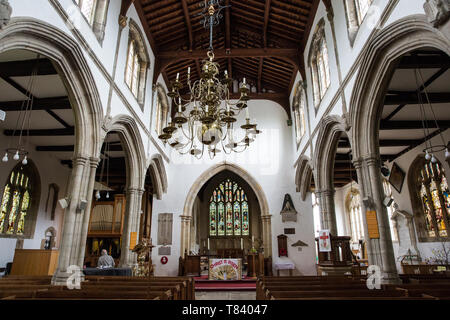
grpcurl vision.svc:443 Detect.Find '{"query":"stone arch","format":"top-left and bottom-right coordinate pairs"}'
top-left (295, 155), bottom-right (313, 202)
top-left (105, 114), bottom-right (147, 190)
top-left (148, 154), bottom-right (168, 200)
top-left (104, 114), bottom-right (147, 267)
top-left (153, 83), bottom-right (170, 135)
top-left (347, 14), bottom-right (450, 282)
top-left (350, 14), bottom-right (450, 160)
top-left (313, 114), bottom-right (350, 192)
top-left (0, 17), bottom-right (103, 158)
top-left (181, 162), bottom-right (272, 257)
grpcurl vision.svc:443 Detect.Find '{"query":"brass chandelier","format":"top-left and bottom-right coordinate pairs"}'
top-left (158, 0), bottom-right (260, 159)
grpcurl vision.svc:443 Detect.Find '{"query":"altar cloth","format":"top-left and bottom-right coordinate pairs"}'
top-left (274, 257), bottom-right (295, 270)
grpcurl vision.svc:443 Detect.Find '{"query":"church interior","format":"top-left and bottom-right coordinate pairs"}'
top-left (0, 0), bottom-right (450, 304)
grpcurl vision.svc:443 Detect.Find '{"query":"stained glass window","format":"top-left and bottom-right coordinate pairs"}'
top-left (310, 21), bottom-right (331, 108)
top-left (0, 163), bottom-right (34, 236)
top-left (412, 158), bottom-right (450, 239)
top-left (209, 179), bottom-right (249, 237)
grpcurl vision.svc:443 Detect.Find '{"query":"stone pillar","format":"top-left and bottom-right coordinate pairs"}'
top-left (75, 157), bottom-right (100, 268)
top-left (120, 187), bottom-right (144, 267)
top-left (316, 189), bottom-right (338, 236)
top-left (52, 155), bottom-right (89, 285)
top-left (180, 215), bottom-right (192, 258)
top-left (261, 215), bottom-right (272, 258)
top-left (355, 156), bottom-right (400, 284)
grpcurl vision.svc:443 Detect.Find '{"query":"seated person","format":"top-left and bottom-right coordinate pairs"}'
top-left (97, 249), bottom-right (115, 268)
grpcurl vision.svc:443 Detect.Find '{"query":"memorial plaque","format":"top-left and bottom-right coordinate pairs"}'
top-left (157, 213), bottom-right (173, 245)
top-left (158, 246), bottom-right (171, 256)
top-left (284, 228), bottom-right (295, 234)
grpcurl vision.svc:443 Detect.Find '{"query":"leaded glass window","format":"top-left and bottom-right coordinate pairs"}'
top-left (309, 21), bottom-right (331, 108)
top-left (0, 164), bottom-right (34, 236)
top-left (347, 190), bottom-right (364, 242)
top-left (410, 157), bottom-right (450, 240)
top-left (209, 179), bottom-right (249, 237)
top-left (293, 83), bottom-right (307, 145)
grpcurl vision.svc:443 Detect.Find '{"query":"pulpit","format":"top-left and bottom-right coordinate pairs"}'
top-left (10, 249), bottom-right (59, 276)
top-left (315, 235), bottom-right (353, 276)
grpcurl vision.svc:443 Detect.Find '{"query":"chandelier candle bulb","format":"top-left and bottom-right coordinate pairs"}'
top-left (176, 72), bottom-right (180, 81)
top-left (2, 153), bottom-right (8, 162)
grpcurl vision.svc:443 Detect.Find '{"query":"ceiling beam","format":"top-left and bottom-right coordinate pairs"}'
top-left (257, 57), bottom-right (263, 93)
top-left (0, 97), bottom-right (71, 111)
top-left (380, 120), bottom-right (450, 130)
top-left (384, 92), bottom-right (450, 105)
top-left (397, 55), bottom-right (450, 69)
top-left (0, 59), bottom-right (57, 77)
top-left (225, 0), bottom-right (231, 50)
top-left (4, 127), bottom-right (75, 136)
top-left (181, 0), bottom-right (194, 51)
top-left (263, 0), bottom-right (271, 48)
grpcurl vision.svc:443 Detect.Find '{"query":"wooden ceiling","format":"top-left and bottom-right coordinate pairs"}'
top-left (131, 0), bottom-right (320, 117)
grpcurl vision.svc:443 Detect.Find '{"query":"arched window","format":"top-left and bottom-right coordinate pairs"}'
top-left (344, 0), bottom-right (373, 44)
top-left (209, 179), bottom-right (249, 237)
top-left (408, 156), bottom-right (450, 240)
top-left (382, 178), bottom-right (398, 241)
top-left (0, 162), bottom-right (40, 238)
top-left (292, 82), bottom-right (307, 145)
top-left (309, 20), bottom-right (330, 108)
top-left (125, 20), bottom-right (150, 107)
top-left (74, 0), bottom-right (109, 41)
top-left (346, 189), bottom-right (364, 243)
top-left (154, 84), bottom-right (168, 136)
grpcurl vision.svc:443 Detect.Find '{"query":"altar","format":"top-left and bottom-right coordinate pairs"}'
top-left (208, 258), bottom-right (242, 280)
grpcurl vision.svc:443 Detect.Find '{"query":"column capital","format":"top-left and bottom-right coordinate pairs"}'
top-left (180, 215), bottom-right (192, 222)
top-left (261, 214), bottom-right (272, 221)
top-left (316, 189), bottom-right (335, 197)
top-left (89, 157), bottom-right (101, 168)
top-left (72, 155), bottom-right (89, 166)
top-left (118, 14), bottom-right (127, 29)
top-left (126, 187), bottom-right (144, 195)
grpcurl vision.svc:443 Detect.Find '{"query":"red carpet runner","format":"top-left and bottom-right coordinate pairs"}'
top-left (194, 275), bottom-right (256, 291)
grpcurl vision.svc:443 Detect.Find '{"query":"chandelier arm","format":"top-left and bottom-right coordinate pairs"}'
top-left (22, 64), bottom-right (39, 151)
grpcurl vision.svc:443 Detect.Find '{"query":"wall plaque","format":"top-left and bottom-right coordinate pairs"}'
top-left (366, 210), bottom-right (380, 239)
top-left (284, 228), bottom-right (295, 234)
top-left (157, 213), bottom-right (173, 245)
top-left (158, 246), bottom-right (171, 256)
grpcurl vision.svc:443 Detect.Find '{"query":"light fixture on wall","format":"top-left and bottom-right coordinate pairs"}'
top-left (2, 56), bottom-right (41, 165)
top-left (158, 0), bottom-right (260, 159)
top-left (413, 57), bottom-right (449, 162)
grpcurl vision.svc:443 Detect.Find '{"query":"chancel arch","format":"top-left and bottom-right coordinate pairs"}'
top-left (182, 163), bottom-right (271, 258)
top-left (349, 14), bottom-right (450, 283)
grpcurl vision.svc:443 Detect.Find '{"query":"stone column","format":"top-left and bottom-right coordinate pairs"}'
top-left (120, 187), bottom-right (144, 267)
top-left (52, 155), bottom-right (89, 285)
top-left (261, 215), bottom-right (272, 258)
top-left (356, 156), bottom-right (400, 284)
top-left (75, 157), bottom-right (100, 268)
top-left (180, 215), bottom-right (192, 258)
top-left (316, 189), bottom-right (338, 236)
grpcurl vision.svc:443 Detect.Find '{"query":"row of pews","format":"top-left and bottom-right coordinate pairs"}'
top-left (257, 274), bottom-right (450, 300)
top-left (0, 275), bottom-right (195, 300)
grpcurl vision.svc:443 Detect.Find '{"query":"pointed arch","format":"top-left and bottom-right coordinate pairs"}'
top-left (105, 114), bottom-right (146, 190)
top-left (350, 14), bottom-right (450, 160)
top-left (313, 114), bottom-right (350, 192)
top-left (181, 162), bottom-right (272, 257)
top-left (295, 155), bottom-right (313, 201)
top-left (151, 154), bottom-right (168, 194)
top-left (0, 17), bottom-right (104, 158)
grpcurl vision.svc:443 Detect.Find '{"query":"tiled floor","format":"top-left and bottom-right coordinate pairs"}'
top-left (195, 290), bottom-right (256, 300)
